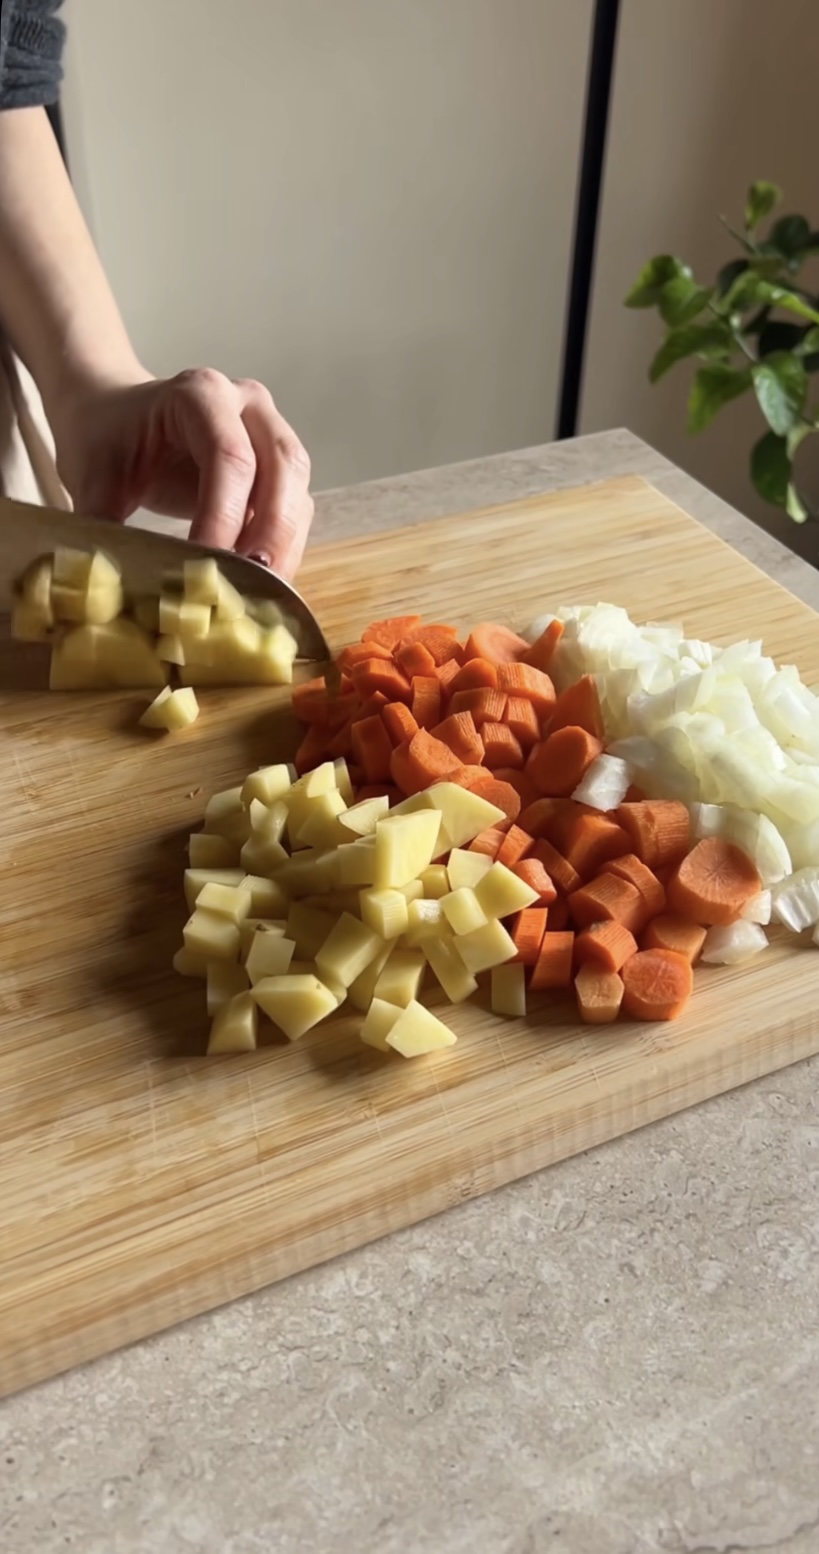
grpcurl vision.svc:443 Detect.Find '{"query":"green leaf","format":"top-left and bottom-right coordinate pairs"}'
top-left (787, 421), bottom-right (816, 458)
top-left (796, 326), bottom-right (819, 356)
top-left (649, 322), bottom-right (733, 383)
top-left (658, 279), bottom-right (712, 326)
top-left (716, 258), bottom-right (748, 298)
top-left (687, 364), bottom-right (752, 434)
top-left (750, 431), bottom-right (790, 507)
top-left (744, 181), bottom-right (781, 231)
top-left (786, 483), bottom-right (809, 522)
top-left (723, 271), bottom-right (819, 324)
top-left (767, 214), bottom-right (812, 259)
top-left (751, 353), bottom-right (807, 435)
top-left (624, 256), bottom-right (692, 309)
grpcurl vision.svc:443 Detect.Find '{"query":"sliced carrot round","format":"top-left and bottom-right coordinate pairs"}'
top-left (463, 622), bottom-right (530, 665)
top-left (464, 774), bottom-right (522, 823)
top-left (667, 838), bottom-right (761, 926)
top-left (621, 948), bottom-right (693, 1022)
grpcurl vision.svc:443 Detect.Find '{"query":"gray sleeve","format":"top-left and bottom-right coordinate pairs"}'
top-left (0, 1), bottom-right (67, 111)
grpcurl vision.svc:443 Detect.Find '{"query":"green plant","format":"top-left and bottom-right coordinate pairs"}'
top-left (626, 182), bottom-right (819, 523)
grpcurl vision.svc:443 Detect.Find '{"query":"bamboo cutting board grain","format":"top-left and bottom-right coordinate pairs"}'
top-left (1, 475), bottom-right (818, 1398)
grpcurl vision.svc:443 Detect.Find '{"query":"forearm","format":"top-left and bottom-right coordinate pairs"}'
top-left (0, 106), bottom-right (146, 418)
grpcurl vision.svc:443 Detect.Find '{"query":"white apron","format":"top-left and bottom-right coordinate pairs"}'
top-left (0, 337), bottom-right (70, 510)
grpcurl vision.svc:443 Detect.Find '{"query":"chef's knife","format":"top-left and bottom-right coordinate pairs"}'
top-left (0, 496), bottom-right (330, 662)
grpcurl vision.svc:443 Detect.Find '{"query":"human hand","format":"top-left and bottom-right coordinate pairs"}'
top-left (49, 368), bottom-right (314, 580)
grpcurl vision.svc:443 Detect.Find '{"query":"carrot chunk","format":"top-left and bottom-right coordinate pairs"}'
top-left (337, 640), bottom-right (392, 674)
top-left (526, 726), bottom-right (603, 797)
top-left (642, 914), bottom-right (707, 964)
top-left (546, 675), bottom-right (605, 739)
top-left (496, 824), bottom-right (535, 868)
top-left (411, 675), bottom-right (442, 730)
top-left (621, 948), bottom-right (693, 1022)
top-left (512, 858), bottom-right (557, 905)
top-left (493, 769), bottom-right (540, 809)
top-left (530, 930), bottom-right (575, 990)
top-left (436, 658), bottom-right (462, 696)
top-left (524, 620), bottom-right (564, 674)
top-left (448, 658), bottom-right (499, 696)
top-left (350, 658), bottom-right (413, 704)
top-left (350, 715), bottom-right (394, 785)
top-left (464, 775), bottom-right (522, 823)
top-left (497, 662), bottom-right (556, 720)
top-left (294, 724), bottom-right (328, 776)
top-left (382, 702), bottom-right (419, 744)
top-left (469, 825), bottom-right (508, 858)
top-left (614, 800), bottom-right (691, 869)
top-left (504, 696), bottom-right (541, 750)
top-left (361, 615), bottom-right (422, 649)
top-left (396, 640), bottom-right (437, 680)
top-left (405, 728), bottom-right (462, 788)
top-left (568, 874), bottom-right (646, 934)
top-left (575, 920), bottom-right (638, 974)
top-left (292, 676), bottom-right (332, 725)
top-left (511, 907), bottom-right (549, 966)
top-left (389, 740), bottom-right (423, 796)
top-left (547, 895), bottom-right (570, 932)
top-left (404, 624), bottom-right (462, 665)
top-left (530, 838), bottom-right (581, 897)
top-left (561, 813), bottom-right (631, 880)
top-left (482, 722), bottom-right (524, 771)
top-left (448, 687), bottom-right (508, 726)
top-left (463, 622), bottom-right (530, 665)
top-left (431, 711), bottom-right (485, 766)
top-left (575, 965), bottom-right (625, 1025)
top-left (666, 838), bottom-right (761, 926)
top-left (601, 853), bottom-right (666, 918)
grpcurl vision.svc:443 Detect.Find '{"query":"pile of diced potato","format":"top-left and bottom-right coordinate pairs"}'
top-left (178, 759), bottom-right (541, 1057)
top-left (12, 549), bottom-right (298, 698)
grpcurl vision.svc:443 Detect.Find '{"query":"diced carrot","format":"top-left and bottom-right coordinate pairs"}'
top-left (469, 825), bottom-right (508, 858)
top-left (482, 722), bottom-right (524, 771)
top-left (350, 658), bottom-right (413, 704)
top-left (530, 931), bottom-right (575, 991)
top-left (404, 624), bottom-right (462, 666)
top-left (448, 658), bottom-right (499, 695)
top-left (328, 720), bottom-right (355, 759)
top-left (575, 965), bottom-right (624, 1025)
top-left (448, 687), bottom-right (508, 726)
top-left (327, 691), bottom-right (360, 731)
top-left (642, 914), bottom-right (707, 964)
top-left (526, 726), bottom-right (603, 798)
top-left (396, 640), bottom-right (437, 680)
top-left (524, 620), bottom-right (564, 674)
top-left (621, 948), bottom-right (693, 1022)
top-left (464, 775), bottom-right (522, 823)
top-left (294, 724), bottom-right (328, 776)
top-left (411, 675), bottom-right (442, 730)
top-left (518, 797), bottom-right (575, 840)
top-left (602, 853), bottom-right (666, 918)
top-left (561, 813), bottom-right (631, 880)
top-left (390, 740), bottom-right (424, 797)
top-left (496, 824), bottom-right (535, 868)
top-left (431, 710), bottom-right (485, 766)
top-left (615, 801), bottom-right (691, 870)
top-left (504, 696), bottom-right (540, 750)
top-left (355, 691), bottom-right (389, 722)
top-left (382, 702), bottom-right (419, 745)
top-left (350, 715), bottom-right (394, 785)
top-left (361, 615), bottom-right (422, 649)
top-left (337, 640), bottom-right (392, 674)
top-left (546, 675), bottom-right (605, 740)
top-left (511, 907), bottom-right (549, 966)
top-left (448, 763), bottom-right (491, 791)
top-left (463, 622), bottom-right (529, 665)
top-left (624, 784), bottom-right (647, 804)
top-left (406, 728), bottom-right (463, 788)
top-left (667, 837), bottom-right (761, 926)
top-left (530, 838), bottom-right (581, 896)
top-left (292, 676), bottom-right (332, 725)
top-left (497, 662), bottom-right (556, 721)
top-left (547, 895), bottom-right (570, 932)
top-left (574, 920), bottom-right (638, 974)
top-left (512, 858), bottom-right (557, 905)
top-left (436, 658), bottom-right (462, 695)
top-left (493, 769), bottom-right (540, 809)
top-left (568, 874), bottom-right (646, 934)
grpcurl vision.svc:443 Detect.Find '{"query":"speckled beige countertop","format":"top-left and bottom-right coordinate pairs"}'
top-left (2, 431), bottom-right (817, 1554)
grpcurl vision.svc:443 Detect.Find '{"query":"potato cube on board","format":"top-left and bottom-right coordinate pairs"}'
top-left (245, 930), bottom-right (296, 985)
top-left (359, 888), bottom-right (409, 941)
top-left (423, 938), bottom-right (478, 1004)
top-left (139, 686), bottom-right (199, 731)
top-left (339, 795), bottom-right (390, 838)
top-left (419, 864), bottom-right (450, 900)
top-left (252, 974), bottom-right (338, 1040)
top-left (454, 919), bottom-right (517, 976)
top-left (385, 1001), bottom-right (457, 1058)
top-left (207, 962), bottom-right (250, 1016)
top-left (403, 897), bottom-right (445, 947)
top-left (196, 881), bottom-right (252, 923)
top-left (172, 946), bottom-right (208, 979)
top-left (374, 810), bottom-right (441, 890)
top-left (347, 942), bottom-right (394, 1012)
top-left (207, 992), bottom-right (258, 1054)
top-left (286, 901), bottom-right (336, 961)
top-left (244, 876), bottom-right (289, 918)
top-left (183, 557), bottom-right (221, 606)
top-left (373, 949), bottom-right (426, 1008)
top-left (441, 888), bottom-right (487, 937)
top-left (239, 917), bottom-right (286, 958)
top-left (420, 783), bottom-right (505, 851)
top-left (474, 862), bottom-right (539, 920)
top-left (184, 867), bottom-right (246, 913)
top-left (360, 997), bottom-right (401, 1052)
top-left (491, 964), bottom-right (527, 1018)
top-left (183, 908), bottom-right (241, 962)
top-left (315, 914), bottom-right (384, 989)
top-left (447, 849), bottom-right (493, 893)
top-left (241, 764), bottom-right (293, 808)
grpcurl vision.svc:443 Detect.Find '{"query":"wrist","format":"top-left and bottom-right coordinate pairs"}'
top-left (42, 348), bottom-right (152, 429)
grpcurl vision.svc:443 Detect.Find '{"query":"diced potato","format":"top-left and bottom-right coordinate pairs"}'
top-left (183, 557), bottom-right (221, 606)
top-left (239, 917), bottom-right (286, 958)
top-left (204, 785), bottom-right (245, 833)
top-left (299, 761), bottom-right (339, 799)
top-left (133, 594), bottom-right (160, 634)
top-left (403, 897), bottom-right (445, 947)
top-left (286, 961), bottom-right (346, 1007)
top-left (315, 913), bottom-right (384, 989)
top-left (258, 622), bottom-right (298, 683)
top-left (398, 878), bottom-right (425, 904)
top-left (172, 946), bottom-right (209, 978)
top-left (20, 555), bottom-right (54, 621)
top-left (474, 862), bottom-right (540, 920)
top-left (159, 595), bottom-right (211, 638)
top-left (360, 997), bottom-right (400, 1052)
top-left (81, 581), bottom-right (125, 625)
top-left (11, 598), bottom-right (51, 642)
top-left (277, 848), bottom-right (336, 898)
top-left (86, 550), bottom-right (121, 591)
top-left (157, 634), bottom-right (186, 665)
top-left (207, 991), bottom-right (258, 1054)
top-left (418, 782), bottom-right (506, 852)
top-left (423, 937), bottom-right (478, 1004)
top-left (441, 888), bottom-right (487, 936)
top-left (139, 686), bottom-right (199, 731)
top-left (248, 798), bottom-right (288, 843)
top-left (50, 583), bottom-right (92, 623)
top-left (334, 836), bottom-right (378, 888)
top-left (98, 619), bottom-right (168, 687)
top-left (454, 918), bottom-right (516, 975)
top-left (420, 864), bottom-right (450, 900)
top-left (48, 625), bottom-right (104, 689)
top-left (240, 834), bottom-right (288, 876)
top-left (207, 961), bottom-right (250, 1016)
top-left (491, 963), bottom-right (527, 1018)
top-left (184, 867), bottom-right (246, 912)
top-left (385, 1000), bottom-right (457, 1058)
top-left (252, 974), bottom-right (338, 1040)
top-left (347, 942), bottom-right (393, 1012)
top-left (447, 849), bottom-right (493, 892)
top-left (188, 833), bottom-right (238, 868)
top-left (243, 875), bottom-right (289, 917)
top-left (245, 929), bottom-right (296, 984)
top-left (241, 764), bottom-right (293, 806)
top-left (359, 887), bottom-right (409, 941)
top-left (302, 888), bottom-right (363, 917)
top-left (184, 907), bottom-right (241, 961)
top-left (195, 880), bottom-right (252, 922)
top-left (52, 546), bottom-right (91, 588)
top-left (333, 759), bottom-right (354, 805)
top-left (373, 948), bottom-right (426, 1008)
top-left (339, 795), bottom-right (390, 838)
top-left (214, 573), bottom-right (246, 621)
top-left (286, 901), bottom-right (336, 960)
top-left (297, 790), bottom-right (349, 849)
top-left (374, 810), bottom-right (441, 889)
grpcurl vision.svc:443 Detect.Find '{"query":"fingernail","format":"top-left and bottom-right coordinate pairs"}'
top-left (248, 551), bottom-right (271, 569)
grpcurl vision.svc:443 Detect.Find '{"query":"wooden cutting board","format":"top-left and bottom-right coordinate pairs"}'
top-left (2, 475), bottom-right (818, 1399)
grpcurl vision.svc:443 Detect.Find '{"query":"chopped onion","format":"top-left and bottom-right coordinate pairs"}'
top-left (571, 753), bottom-right (632, 811)
top-left (740, 890), bottom-right (772, 926)
top-left (772, 868), bottom-right (819, 932)
top-left (700, 922), bottom-right (769, 965)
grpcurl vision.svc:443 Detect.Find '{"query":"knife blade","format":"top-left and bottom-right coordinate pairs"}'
top-left (0, 496), bottom-right (330, 662)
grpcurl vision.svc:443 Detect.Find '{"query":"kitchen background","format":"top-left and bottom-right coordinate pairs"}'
top-left (62, 0), bottom-right (819, 559)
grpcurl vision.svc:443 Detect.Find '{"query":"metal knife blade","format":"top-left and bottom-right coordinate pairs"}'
top-left (0, 496), bottom-right (330, 662)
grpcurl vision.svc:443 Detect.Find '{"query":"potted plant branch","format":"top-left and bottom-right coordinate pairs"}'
top-left (626, 182), bottom-right (819, 531)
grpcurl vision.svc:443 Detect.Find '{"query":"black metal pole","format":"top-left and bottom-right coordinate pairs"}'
top-left (555, 0), bottom-right (620, 440)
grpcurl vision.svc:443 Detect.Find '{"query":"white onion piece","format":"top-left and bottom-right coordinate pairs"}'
top-left (523, 612), bottom-right (557, 646)
top-left (740, 890), bottom-right (772, 925)
top-left (700, 922), bottom-right (769, 965)
top-left (571, 753), bottom-right (632, 811)
top-left (690, 803), bottom-right (791, 886)
top-left (772, 868), bottom-right (819, 931)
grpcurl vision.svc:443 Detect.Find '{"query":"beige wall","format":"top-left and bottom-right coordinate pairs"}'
top-left (63, 0), bottom-right (591, 492)
top-left (583, 0), bottom-right (819, 563)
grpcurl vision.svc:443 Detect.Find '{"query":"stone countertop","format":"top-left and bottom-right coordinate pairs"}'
top-left (3, 431), bottom-right (818, 1554)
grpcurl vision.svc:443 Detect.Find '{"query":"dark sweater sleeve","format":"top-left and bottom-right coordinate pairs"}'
top-left (0, 0), bottom-right (66, 111)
